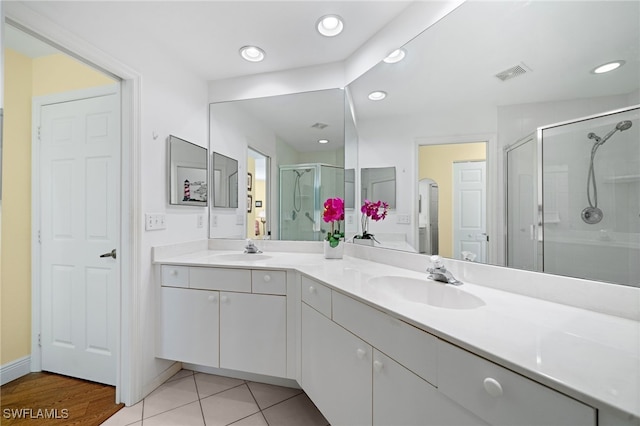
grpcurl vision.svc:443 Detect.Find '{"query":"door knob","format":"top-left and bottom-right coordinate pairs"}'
top-left (99, 249), bottom-right (117, 259)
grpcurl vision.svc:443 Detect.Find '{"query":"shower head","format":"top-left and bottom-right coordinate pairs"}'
top-left (592, 120), bottom-right (633, 147)
top-left (617, 120), bottom-right (632, 131)
top-left (294, 168), bottom-right (312, 177)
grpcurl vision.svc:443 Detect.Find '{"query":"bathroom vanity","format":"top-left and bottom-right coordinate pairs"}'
top-left (153, 240), bottom-right (640, 426)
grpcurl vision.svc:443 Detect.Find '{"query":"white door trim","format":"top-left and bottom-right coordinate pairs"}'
top-left (8, 3), bottom-right (143, 405)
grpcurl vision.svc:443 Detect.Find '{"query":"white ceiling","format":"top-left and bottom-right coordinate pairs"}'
top-left (6, 1), bottom-right (639, 151)
top-left (10, 1), bottom-right (412, 81)
top-left (349, 1), bottom-right (640, 121)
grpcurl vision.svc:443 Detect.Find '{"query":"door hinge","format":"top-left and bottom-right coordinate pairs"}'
top-left (37, 126), bottom-right (41, 141)
top-left (38, 333), bottom-right (41, 347)
top-left (38, 230), bottom-right (41, 244)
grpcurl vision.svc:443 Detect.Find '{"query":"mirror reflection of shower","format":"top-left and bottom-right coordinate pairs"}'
top-left (279, 163), bottom-right (344, 241)
top-left (292, 168), bottom-right (312, 220)
top-left (582, 120), bottom-right (633, 224)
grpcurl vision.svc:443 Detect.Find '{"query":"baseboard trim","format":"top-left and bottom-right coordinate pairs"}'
top-left (141, 362), bottom-right (182, 399)
top-left (182, 363), bottom-right (300, 389)
top-left (0, 356), bottom-right (31, 386)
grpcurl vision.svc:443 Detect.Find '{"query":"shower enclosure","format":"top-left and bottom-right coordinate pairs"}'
top-left (505, 105), bottom-right (640, 286)
top-left (279, 164), bottom-right (344, 241)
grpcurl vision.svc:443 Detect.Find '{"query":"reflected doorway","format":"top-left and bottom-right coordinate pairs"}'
top-left (247, 148), bottom-right (270, 239)
top-left (418, 142), bottom-right (487, 262)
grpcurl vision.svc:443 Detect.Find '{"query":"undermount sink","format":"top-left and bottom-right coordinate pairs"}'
top-left (213, 253), bottom-right (271, 261)
top-left (367, 276), bottom-right (485, 309)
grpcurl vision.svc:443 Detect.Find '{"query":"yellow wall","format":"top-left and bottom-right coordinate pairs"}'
top-left (1, 49), bottom-right (33, 365)
top-left (246, 157), bottom-right (267, 238)
top-left (419, 142), bottom-right (486, 258)
top-left (1, 49), bottom-right (114, 366)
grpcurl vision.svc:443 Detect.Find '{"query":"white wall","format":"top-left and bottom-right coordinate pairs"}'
top-left (4, 1), bottom-right (209, 404)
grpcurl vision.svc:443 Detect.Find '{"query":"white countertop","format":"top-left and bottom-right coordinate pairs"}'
top-left (154, 248), bottom-right (640, 421)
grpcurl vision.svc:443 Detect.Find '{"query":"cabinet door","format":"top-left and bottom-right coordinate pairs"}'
top-left (157, 287), bottom-right (219, 367)
top-left (373, 350), bottom-right (486, 426)
top-left (219, 292), bottom-right (286, 378)
top-left (301, 303), bottom-right (372, 426)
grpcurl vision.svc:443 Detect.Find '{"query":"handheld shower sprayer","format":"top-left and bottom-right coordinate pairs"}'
top-left (582, 120), bottom-right (633, 224)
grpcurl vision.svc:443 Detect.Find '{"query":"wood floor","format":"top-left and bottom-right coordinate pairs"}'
top-left (1, 372), bottom-right (123, 425)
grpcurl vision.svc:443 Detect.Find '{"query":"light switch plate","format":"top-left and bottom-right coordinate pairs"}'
top-left (145, 213), bottom-right (167, 231)
top-left (396, 214), bottom-right (411, 225)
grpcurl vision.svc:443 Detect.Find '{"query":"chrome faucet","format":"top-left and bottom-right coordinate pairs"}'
top-left (427, 255), bottom-right (462, 285)
top-left (244, 239), bottom-right (262, 254)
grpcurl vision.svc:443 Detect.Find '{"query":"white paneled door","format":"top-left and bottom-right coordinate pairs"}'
top-left (453, 161), bottom-right (487, 263)
top-left (38, 86), bottom-right (120, 385)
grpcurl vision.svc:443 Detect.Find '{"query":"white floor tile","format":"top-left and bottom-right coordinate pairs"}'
top-left (229, 412), bottom-right (269, 426)
top-left (200, 384), bottom-right (260, 426)
top-left (100, 401), bottom-right (143, 426)
top-left (143, 401), bottom-right (204, 426)
top-left (143, 376), bottom-right (199, 419)
top-left (262, 393), bottom-right (329, 426)
top-left (247, 381), bottom-right (303, 410)
top-left (194, 373), bottom-right (244, 398)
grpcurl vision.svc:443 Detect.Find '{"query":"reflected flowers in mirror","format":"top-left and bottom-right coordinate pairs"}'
top-left (357, 199), bottom-right (389, 243)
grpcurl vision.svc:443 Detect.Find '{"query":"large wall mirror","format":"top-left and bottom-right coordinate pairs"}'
top-left (346, 0), bottom-right (639, 287)
top-left (169, 135), bottom-right (208, 206)
top-left (209, 89), bottom-right (345, 240)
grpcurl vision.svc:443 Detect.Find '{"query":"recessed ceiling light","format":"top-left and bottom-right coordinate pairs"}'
top-left (318, 139), bottom-right (329, 144)
top-left (383, 48), bottom-right (406, 64)
top-left (591, 60), bottom-right (625, 74)
top-left (368, 91), bottom-right (387, 101)
top-left (317, 15), bottom-right (344, 37)
top-left (239, 45), bottom-right (265, 62)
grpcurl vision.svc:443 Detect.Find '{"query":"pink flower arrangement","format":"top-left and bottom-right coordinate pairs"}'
top-left (358, 199), bottom-right (389, 241)
top-left (322, 197), bottom-right (345, 247)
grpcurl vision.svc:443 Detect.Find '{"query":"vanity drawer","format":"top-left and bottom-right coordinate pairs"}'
top-left (301, 276), bottom-right (332, 318)
top-left (252, 270), bottom-right (286, 295)
top-left (332, 291), bottom-right (437, 385)
top-left (438, 341), bottom-right (596, 426)
top-left (189, 267), bottom-right (251, 292)
top-left (161, 265), bottom-right (189, 288)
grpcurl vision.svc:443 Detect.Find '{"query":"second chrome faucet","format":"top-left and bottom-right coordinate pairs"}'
top-left (427, 255), bottom-right (462, 285)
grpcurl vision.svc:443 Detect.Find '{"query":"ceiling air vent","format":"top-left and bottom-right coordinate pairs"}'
top-left (495, 64), bottom-right (529, 82)
top-left (311, 122), bottom-right (329, 130)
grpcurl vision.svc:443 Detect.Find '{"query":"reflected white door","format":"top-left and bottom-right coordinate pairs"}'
top-left (39, 87), bottom-right (120, 385)
top-left (453, 161), bottom-right (486, 262)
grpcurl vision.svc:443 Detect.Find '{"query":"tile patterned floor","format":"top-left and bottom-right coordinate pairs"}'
top-left (101, 370), bottom-right (329, 426)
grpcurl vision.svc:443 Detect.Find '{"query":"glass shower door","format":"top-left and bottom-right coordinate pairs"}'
top-left (279, 165), bottom-right (318, 241)
top-left (506, 134), bottom-right (539, 271)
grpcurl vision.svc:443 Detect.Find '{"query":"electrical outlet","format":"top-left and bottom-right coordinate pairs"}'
top-left (396, 214), bottom-right (411, 225)
top-left (347, 214), bottom-right (354, 225)
top-left (211, 215), bottom-right (218, 227)
top-left (145, 213), bottom-right (167, 231)
top-left (197, 214), bottom-right (204, 228)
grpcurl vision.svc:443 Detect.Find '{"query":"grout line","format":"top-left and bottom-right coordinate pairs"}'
top-left (193, 374), bottom-right (207, 426)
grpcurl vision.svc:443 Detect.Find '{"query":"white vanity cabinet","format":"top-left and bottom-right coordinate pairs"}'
top-left (438, 340), bottom-right (596, 426)
top-left (220, 291), bottom-right (286, 377)
top-left (301, 303), bottom-right (373, 426)
top-left (300, 275), bottom-right (599, 426)
top-left (372, 350), bottom-right (486, 426)
top-left (158, 286), bottom-right (219, 367)
top-left (157, 265), bottom-right (287, 378)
